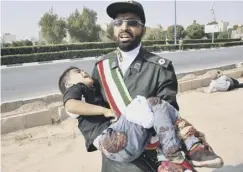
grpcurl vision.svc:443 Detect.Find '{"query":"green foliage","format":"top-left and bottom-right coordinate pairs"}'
top-left (1, 48), bottom-right (115, 65)
top-left (1, 42), bottom-right (116, 56)
top-left (99, 22), bottom-right (114, 42)
top-left (67, 7), bottom-right (101, 42)
top-left (186, 23), bottom-right (205, 39)
top-left (217, 31), bottom-right (229, 39)
top-left (232, 25), bottom-right (238, 30)
top-left (1, 39), bottom-right (241, 56)
top-left (144, 25), bottom-right (166, 41)
top-left (167, 25), bottom-right (186, 40)
top-left (205, 32), bottom-right (219, 39)
top-left (207, 21), bottom-right (218, 25)
top-left (12, 40), bottom-right (33, 47)
top-left (39, 8), bottom-right (67, 44)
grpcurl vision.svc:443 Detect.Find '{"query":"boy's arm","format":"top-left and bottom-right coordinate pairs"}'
top-left (63, 83), bottom-right (116, 118)
top-left (65, 99), bottom-right (108, 116)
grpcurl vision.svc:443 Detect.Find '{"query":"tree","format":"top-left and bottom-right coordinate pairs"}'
top-left (11, 39), bottom-right (33, 47)
top-left (228, 28), bottom-right (233, 34)
top-left (143, 25), bottom-right (166, 40)
top-left (217, 31), bottom-right (229, 39)
top-left (99, 23), bottom-right (114, 42)
top-left (166, 25), bottom-right (186, 40)
top-left (67, 7), bottom-right (101, 42)
top-left (186, 22), bottom-right (205, 39)
top-left (233, 25), bottom-right (238, 30)
top-left (106, 23), bottom-right (114, 41)
top-left (205, 32), bottom-right (219, 39)
top-left (39, 8), bottom-right (67, 44)
top-left (207, 21), bottom-right (218, 25)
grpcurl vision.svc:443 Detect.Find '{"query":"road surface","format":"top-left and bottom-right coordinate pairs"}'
top-left (1, 46), bottom-right (243, 103)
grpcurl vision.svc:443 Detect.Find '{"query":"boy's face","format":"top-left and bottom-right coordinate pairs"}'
top-left (66, 68), bottom-right (94, 88)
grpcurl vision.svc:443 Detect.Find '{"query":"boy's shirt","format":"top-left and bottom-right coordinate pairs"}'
top-left (63, 82), bottom-right (111, 152)
top-left (205, 75), bottom-right (232, 93)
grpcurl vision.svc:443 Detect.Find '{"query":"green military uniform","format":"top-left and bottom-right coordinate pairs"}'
top-left (91, 46), bottom-right (179, 172)
top-left (92, 47), bottom-right (179, 111)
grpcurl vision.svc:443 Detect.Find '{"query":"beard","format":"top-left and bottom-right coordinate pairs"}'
top-left (115, 30), bottom-right (143, 52)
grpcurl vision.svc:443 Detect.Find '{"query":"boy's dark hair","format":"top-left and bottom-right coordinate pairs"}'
top-left (58, 66), bottom-right (79, 94)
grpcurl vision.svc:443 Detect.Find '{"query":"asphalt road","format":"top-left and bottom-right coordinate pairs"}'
top-left (1, 46), bottom-right (243, 103)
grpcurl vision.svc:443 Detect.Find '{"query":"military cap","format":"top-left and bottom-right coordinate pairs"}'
top-left (106, 0), bottom-right (146, 24)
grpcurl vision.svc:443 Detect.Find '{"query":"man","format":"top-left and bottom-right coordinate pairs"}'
top-left (179, 38), bottom-right (184, 50)
top-left (66, 1), bottom-right (223, 171)
top-left (92, 1), bottom-right (222, 171)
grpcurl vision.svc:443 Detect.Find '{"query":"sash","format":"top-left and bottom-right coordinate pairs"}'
top-left (97, 52), bottom-right (159, 150)
top-left (97, 56), bottom-right (132, 116)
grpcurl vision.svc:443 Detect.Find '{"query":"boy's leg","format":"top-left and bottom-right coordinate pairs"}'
top-left (147, 97), bottom-right (197, 172)
top-left (176, 118), bottom-right (223, 168)
top-left (156, 99), bottom-right (224, 168)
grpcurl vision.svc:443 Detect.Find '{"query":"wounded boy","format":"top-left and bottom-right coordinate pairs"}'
top-left (205, 71), bottom-right (243, 93)
top-left (58, 66), bottom-right (223, 172)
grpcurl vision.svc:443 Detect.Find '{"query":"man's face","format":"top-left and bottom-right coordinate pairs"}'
top-left (67, 68), bottom-right (94, 88)
top-left (113, 12), bottom-right (145, 52)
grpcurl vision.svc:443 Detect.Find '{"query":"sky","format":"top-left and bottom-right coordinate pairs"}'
top-left (1, 0), bottom-right (243, 40)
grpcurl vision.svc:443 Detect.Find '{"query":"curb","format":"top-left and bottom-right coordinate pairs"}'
top-left (1, 66), bottom-right (243, 135)
top-left (1, 105), bottom-right (62, 134)
top-left (1, 94), bottom-right (62, 114)
top-left (176, 63), bottom-right (242, 80)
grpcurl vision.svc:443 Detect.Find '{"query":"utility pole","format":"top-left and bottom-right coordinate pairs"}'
top-left (210, 1), bottom-right (216, 43)
top-left (174, 0), bottom-right (177, 45)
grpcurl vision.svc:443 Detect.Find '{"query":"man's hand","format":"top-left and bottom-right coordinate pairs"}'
top-left (103, 108), bottom-right (118, 123)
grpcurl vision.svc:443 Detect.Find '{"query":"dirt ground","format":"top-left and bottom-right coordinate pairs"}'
top-left (1, 78), bottom-right (243, 172)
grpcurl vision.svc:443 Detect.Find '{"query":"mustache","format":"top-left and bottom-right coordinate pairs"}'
top-left (119, 30), bottom-right (133, 38)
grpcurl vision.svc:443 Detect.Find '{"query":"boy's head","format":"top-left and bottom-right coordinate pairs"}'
top-left (211, 70), bottom-right (222, 80)
top-left (58, 66), bottom-right (94, 94)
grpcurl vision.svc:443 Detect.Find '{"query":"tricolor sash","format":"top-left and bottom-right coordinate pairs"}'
top-left (97, 52), bottom-right (159, 150)
top-left (97, 56), bottom-right (132, 116)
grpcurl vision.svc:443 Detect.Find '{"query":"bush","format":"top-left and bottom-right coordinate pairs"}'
top-left (1, 39), bottom-right (241, 56)
top-left (1, 42), bottom-right (116, 56)
top-left (2, 41), bottom-right (243, 66)
top-left (1, 48), bottom-right (115, 65)
top-left (182, 38), bottom-right (240, 44)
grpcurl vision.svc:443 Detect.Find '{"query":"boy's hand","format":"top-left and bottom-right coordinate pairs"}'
top-left (103, 108), bottom-right (118, 123)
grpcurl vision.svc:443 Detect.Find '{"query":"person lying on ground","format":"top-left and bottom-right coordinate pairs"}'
top-left (205, 71), bottom-right (243, 93)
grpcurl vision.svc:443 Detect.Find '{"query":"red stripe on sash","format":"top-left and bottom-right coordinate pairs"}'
top-left (98, 61), bottom-right (122, 116)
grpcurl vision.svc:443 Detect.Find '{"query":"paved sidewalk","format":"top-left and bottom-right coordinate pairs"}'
top-left (1, 78), bottom-right (243, 172)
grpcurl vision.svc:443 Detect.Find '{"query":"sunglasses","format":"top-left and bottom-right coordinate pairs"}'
top-left (112, 19), bottom-right (144, 27)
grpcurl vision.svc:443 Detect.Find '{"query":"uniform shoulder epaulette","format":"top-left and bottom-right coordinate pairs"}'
top-left (144, 52), bottom-right (171, 68)
top-left (95, 50), bottom-right (116, 64)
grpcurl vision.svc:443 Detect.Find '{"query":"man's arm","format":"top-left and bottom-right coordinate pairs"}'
top-left (155, 62), bottom-right (179, 111)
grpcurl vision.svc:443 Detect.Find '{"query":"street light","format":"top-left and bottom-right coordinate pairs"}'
top-left (174, 0), bottom-right (177, 45)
